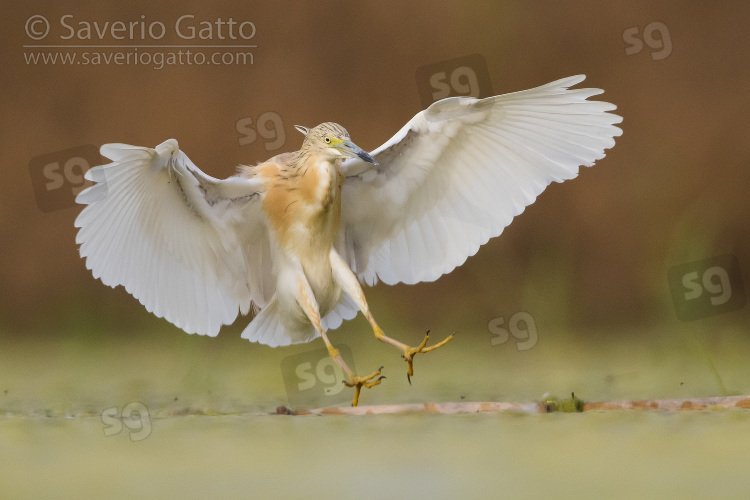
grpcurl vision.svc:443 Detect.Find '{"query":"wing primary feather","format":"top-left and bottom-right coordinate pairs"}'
top-left (341, 76), bottom-right (622, 286)
top-left (75, 141), bottom-right (268, 337)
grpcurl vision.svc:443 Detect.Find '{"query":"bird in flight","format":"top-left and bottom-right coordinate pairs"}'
top-left (75, 75), bottom-right (622, 406)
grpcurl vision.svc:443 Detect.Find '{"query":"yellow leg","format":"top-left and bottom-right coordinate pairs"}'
top-left (293, 265), bottom-right (383, 406)
top-left (330, 250), bottom-right (455, 382)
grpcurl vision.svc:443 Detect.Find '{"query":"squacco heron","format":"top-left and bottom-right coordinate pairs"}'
top-left (75, 75), bottom-right (622, 406)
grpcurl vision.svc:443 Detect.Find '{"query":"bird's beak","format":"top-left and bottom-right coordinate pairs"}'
top-left (340, 140), bottom-right (378, 165)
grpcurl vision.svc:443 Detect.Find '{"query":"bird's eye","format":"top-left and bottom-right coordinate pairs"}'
top-left (325, 137), bottom-right (331, 143)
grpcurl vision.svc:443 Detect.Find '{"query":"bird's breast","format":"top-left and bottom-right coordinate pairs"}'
top-left (261, 157), bottom-right (343, 257)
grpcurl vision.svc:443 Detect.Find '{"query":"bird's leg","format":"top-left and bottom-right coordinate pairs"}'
top-left (292, 263), bottom-right (383, 406)
top-left (329, 250), bottom-right (454, 382)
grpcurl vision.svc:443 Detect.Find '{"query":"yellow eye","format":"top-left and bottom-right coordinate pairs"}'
top-left (325, 137), bottom-right (331, 144)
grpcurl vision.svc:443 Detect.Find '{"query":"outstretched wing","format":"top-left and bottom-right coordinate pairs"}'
top-left (75, 139), bottom-right (275, 336)
top-left (339, 75), bottom-right (623, 286)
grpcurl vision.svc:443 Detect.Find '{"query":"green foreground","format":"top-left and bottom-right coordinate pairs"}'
top-left (2, 322), bottom-right (749, 498)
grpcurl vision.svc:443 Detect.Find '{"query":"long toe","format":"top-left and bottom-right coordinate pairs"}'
top-left (402, 330), bottom-right (456, 380)
top-left (343, 366), bottom-right (386, 406)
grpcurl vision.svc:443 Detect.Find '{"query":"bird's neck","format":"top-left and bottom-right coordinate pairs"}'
top-left (302, 154), bottom-right (343, 216)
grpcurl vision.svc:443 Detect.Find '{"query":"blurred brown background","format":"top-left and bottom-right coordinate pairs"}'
top-left (2, 0), bottom-right (749, 340)
top-left (4, 5), bottom-right (750, 495)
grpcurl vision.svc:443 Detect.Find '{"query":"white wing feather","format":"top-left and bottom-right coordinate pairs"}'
top-left (74, 139), bottom-right (271, 336)
top-left (340, 75), bottom-right (623, 286)
top-left (75, 75), bottom-right (621, 344)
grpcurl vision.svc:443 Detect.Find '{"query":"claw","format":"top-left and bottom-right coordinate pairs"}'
top-left (343, 366), bottom-right (386, 406)
top-left (401, 330), bottom-right (456, 382)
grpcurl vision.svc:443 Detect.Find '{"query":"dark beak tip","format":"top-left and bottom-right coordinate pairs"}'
top-left (357, 150), bottom-right (378, 165)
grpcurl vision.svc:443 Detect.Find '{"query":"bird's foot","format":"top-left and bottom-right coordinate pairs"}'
top-left (343, 366), bottom-right (385, 406)
top-left (401, 330), bottom-right (456, 384)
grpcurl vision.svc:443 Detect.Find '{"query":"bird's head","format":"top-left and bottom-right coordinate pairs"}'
top-left (295, 122), bottom-right (377, 164)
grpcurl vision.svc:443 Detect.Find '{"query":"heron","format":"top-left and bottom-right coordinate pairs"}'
top-left (75, 75), bottom-right (622, 406)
